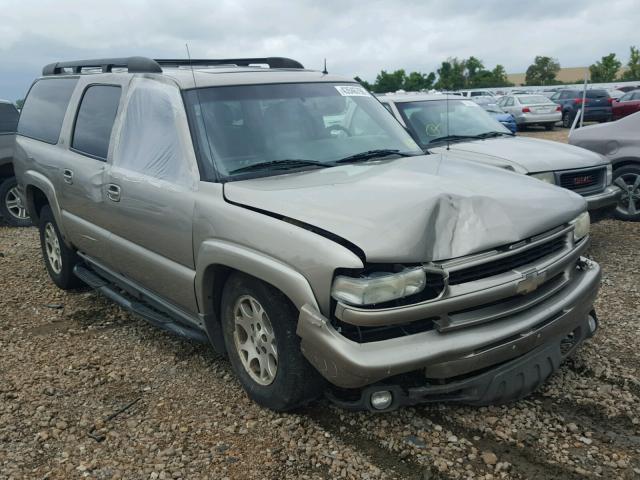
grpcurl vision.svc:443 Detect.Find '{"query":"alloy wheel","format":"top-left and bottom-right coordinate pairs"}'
top-left (232, 295), bottom-right (278, 385)
top-left (614, 173), bottom-right (640, 217)
top-left (44, 223), bottom-right (62, 274)
top-left (4, 186), bottom-right (29, 220)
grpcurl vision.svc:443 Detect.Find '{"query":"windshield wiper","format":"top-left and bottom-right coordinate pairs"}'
top-left (428, 135), bottom-right (479, 145)
top-left (334, 149), bottom-right (414, 164)
top-left (229, 159), bottom-right (330, 174)
top-left (473, 131), bottom-right (515, 138)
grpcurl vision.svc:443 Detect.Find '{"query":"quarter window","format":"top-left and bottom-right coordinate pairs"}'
top-left (72, 85), bottom-right (121, 160)
top-left (17, 78), bottom-right (78, 144)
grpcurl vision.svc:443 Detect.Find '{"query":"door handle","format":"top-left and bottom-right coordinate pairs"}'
top-left (62, 169), bottom-right (74, 184)
top-left (107, 183), bottom-right (121, 202)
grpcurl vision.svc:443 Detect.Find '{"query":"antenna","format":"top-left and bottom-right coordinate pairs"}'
top-left (185, 43), bottom-right (197, 87)
top-left (322, 58), bottom-right (328, 75)
top-left (446, 93), bottom-right (450, 151)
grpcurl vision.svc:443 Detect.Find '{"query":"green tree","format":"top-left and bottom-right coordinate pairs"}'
top-left (404, 71), bottom-right (436, 91)
top-left (435, 58), bottom-right (466, 90)
top-left (589, 53), bottom-right (622, 83)
top-left (622, 46), bottom-right (640, 81)
top-left (525, 56), bottom-right (561, 86)
top-left (373, 69), bottom-right (407, 93)
top-left (490, 65), bottom-right (513, 87)
top-left (464, 56), bottom-right (485, 86)
top-left (354, 76), bottom-right (372, 91)
top-left (15, 99), bottom-right (24, 109)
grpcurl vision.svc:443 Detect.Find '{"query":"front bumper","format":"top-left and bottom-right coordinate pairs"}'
top-left (585, 185), bottom-right (621, 211)
top-left (297, 257), bottom-right (600, 390)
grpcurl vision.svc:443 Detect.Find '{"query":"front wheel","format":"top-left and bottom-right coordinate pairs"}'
top-left (0, 177), bottom-right (31, 227)
top-left (613, 165), bottom-right (640, 221)
top-left (38, 205), bottom-right (83, 289)
top-left (221, 273), bottom-right (324, 411)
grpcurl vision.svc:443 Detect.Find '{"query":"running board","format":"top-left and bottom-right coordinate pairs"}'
top-left (73, 264), bottom-right (209, 343)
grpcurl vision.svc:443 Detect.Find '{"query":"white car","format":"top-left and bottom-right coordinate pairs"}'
top-left (378, 93), bottom-right (620, 214)
top-left (497, 94), bottom-right (561, 130)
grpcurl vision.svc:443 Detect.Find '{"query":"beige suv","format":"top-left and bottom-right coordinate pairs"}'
top-left (14, 56), bottom-right (600, 411)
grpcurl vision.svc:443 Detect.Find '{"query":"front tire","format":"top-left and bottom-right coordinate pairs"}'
top-left (221, 273), bottom-right (324, 411)
top-left (0, 177), bottom-right (31, 227)
top-left (38, 205), bottom-right (83, 289)
top-left (613, 165), bottom-right (640, 221)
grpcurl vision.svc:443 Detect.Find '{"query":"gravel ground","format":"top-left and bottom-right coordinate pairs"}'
top-left (1, 130), bottom-right (639, 479)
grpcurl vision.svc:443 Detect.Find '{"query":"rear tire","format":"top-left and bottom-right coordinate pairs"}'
top-left (38, 205), bottom-right (83, 289)
top-left (544, 123), bottom-right (555, 131)
top-left (221, 273), bottom-right (324, 411)
top-left (0, 177), bottom-right (31, 227)
top-left (613, 164), bottom-right (640, 222)
top-left (562, 112), bottom-right (572, 128)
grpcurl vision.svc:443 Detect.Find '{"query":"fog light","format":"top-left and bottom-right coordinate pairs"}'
top-left (370, 390), bottom-right (393, 410)
top-left (588, 315), bottom-right (598, 334)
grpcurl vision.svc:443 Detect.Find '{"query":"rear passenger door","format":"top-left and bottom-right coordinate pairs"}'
top-left (58, 81), bottom-right (123, 263)
top-left (103, 78), bottom-right (199, 313)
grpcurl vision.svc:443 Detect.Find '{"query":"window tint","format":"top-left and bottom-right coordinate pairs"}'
top-left (517, 95), bottom-right (551, 105)
top-left (72, 85), bottom-right (121, 159)
top-left (632, 92), bottom-right (640, 100)
top-left (17, 78), bottom-right (78, 143)
top-left (505, 97), bottom-right (514, 106)
top-left (619, 93), bottom-right (632, 102)
top-left (586, 90), bottom-right (609, 99)
top-left (0, 103), bottom-right (19, 133)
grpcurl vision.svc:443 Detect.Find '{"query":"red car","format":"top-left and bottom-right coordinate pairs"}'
top-left (612, 89), bottom-right (640, 120)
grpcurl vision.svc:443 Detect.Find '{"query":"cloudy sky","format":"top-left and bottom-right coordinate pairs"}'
top-left (1, 0), bottom-right (638, 101)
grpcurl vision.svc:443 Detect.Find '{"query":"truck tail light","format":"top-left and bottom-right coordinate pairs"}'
top-left (574, 98), bottom-right (584, 105)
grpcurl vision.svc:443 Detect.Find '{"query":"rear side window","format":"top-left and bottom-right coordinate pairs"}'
top-left (72, 85), bottom-right (121, 160)
top-left (586, 90), bottom-right (609, 99)
top-left (17, 78), bottom-right (78, 144)
top-left (0, 103), bottom-right (19, 133)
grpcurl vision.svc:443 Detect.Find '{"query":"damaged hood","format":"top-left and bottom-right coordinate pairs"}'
top-left (224, 153), bottom-right (586, 262)
top-left (430, 136), bottom-right (607, 174)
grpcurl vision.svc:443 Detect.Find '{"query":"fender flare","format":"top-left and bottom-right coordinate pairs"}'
top-left (23, 171), bottom-right (67, 237)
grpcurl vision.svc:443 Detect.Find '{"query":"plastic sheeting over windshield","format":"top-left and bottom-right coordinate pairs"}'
top-left (112, 78), bottom-right (198, 188)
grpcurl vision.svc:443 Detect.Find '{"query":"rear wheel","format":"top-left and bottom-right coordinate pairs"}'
top-left (0, 177), bottom-right (31, 227)
top-left (613, 165), bottom-right (640, 221)
top-left (544, 123), bottom-right (555, 131)
top-left (221, 273), bottom-right (324, 411)
top-left (562, 112), bottom-right (572, 128)
top-left (38, 205), bottom-right (83, 289)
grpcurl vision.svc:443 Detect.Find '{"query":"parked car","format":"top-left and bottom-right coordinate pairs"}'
top-left (569, 111), bottom-right (640, 221)
top-left (0, 100), bottom-right (30, 226)
top-left (606, 89), bottom-right (625, 100)
top-left (549, 89), bottom-right (613, 128)
top-left (458, 90), bottom-right (495, 98)
top-left (612, 89), bottom-right (640, 120)
top-left (379, 93), bottom-right (619, 214)
top-left (15, 56), bottom-right (601, 412)
top-left (496, 94), bottom-right (561, 130)
top-left (471, 97), bottom-right (517, 133)
top-left (617, 85), bottom-right (640, 93)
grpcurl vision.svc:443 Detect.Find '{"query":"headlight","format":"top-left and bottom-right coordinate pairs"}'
top-left (606, 164), bottom-right (613, 186)
top-left (530, 172), bottom-right (556, 185)
top-left (571, 211), bottom-right (590, 242)
top-left (331, 267), bottom-right (426, 306)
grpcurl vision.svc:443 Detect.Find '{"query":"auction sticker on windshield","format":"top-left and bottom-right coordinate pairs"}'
top-left (335, 85), bottom-right (370, 97)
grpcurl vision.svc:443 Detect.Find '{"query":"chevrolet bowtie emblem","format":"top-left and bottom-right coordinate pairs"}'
top-left (516, 269), bottom-right (546, 295)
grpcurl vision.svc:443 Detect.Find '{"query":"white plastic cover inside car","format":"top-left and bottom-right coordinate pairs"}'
top-left (112, 78), bottom-right (198, 188)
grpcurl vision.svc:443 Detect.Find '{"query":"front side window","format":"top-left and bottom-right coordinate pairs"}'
top-left (72, 85), bottom-right (121, 159)
top-left (184, 83), bottom-right (421, 180)
top-left (396, 99), bottom-right (510, 147)
top-left (505, 97), bottom-right (515, 106)
top-left (17, 78), bottom-right (78, 144)
top-left (0, 103), bottom-right (19, 133)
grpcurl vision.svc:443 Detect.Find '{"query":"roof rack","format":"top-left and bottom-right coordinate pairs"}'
top-left (154, 57), bottom-right (304, 69)
top-left (42, 56), bottom-right (163, 76)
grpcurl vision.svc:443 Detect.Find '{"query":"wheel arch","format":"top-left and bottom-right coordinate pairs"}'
top-left (195, 240), bottom-right (321, 354)
top-left (611, 157), bottom-right (640, 171)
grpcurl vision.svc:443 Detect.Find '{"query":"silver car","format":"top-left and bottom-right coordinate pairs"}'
top-left (569, 111), bottom-right (640, 221)
top-left (14, 56), bottom-right (601, 412)
top-left (497, 94), bottom-right (562, 130)
top-left (379, 93), bottom-right (620, 213)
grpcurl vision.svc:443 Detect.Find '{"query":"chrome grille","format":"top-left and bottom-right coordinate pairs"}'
top-left (559, 167), bottom-right (605, 193)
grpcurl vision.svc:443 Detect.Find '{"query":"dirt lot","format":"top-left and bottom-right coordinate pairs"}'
top-left (1, 129), bottom-right (639, 479)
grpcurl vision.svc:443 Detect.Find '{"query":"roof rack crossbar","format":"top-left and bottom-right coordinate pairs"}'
top-left (154, 57), bottom-right (304, 70)
top-left (42, 56), bottom-right (163, 76)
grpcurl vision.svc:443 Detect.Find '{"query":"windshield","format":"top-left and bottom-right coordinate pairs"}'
top-left (396, 99), bottom-right (510, 147)
top-left (184, 83), bottom-right (422, 179)
top-left (517, 95), bottom-right (552, 105)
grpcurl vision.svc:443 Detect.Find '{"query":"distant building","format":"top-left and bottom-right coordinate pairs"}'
top-left (507, 66), bottom-right (627, 86)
